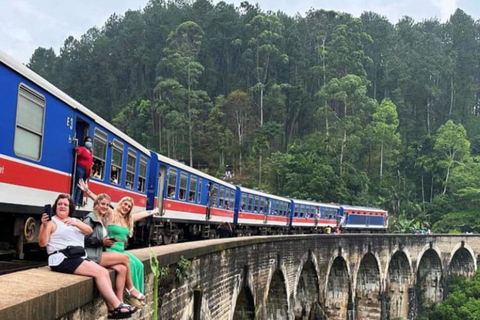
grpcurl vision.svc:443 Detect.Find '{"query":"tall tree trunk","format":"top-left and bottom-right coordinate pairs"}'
top-left (443, 163), bottom-right (452, 195)
top-left (259, 154), bottom-right (262, 185)
top-left (449, 76), bottom-right (454, 114)
top-left (430, 174), bottom-right (434, 202)
top-left (421, 175), bottom-right (425, 211)
top-left (426, 98), bottom-right (431, 136)
top-left (260, 86), bottom-right (264, 126)
top-left (188, 65), bottom-right (193, 167)
top-left (380, 139), bottom-right (384, 178)
top-left (340, 129), bottom-right (346, 175)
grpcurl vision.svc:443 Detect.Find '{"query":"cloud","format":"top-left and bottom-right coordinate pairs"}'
top-left (429, 0), bottom-right (459, 20)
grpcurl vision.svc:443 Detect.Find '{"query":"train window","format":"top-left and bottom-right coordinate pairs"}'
top-left (294, 206), bottom-right (299, 217)
top-left (110, 140), bottom-right (123, 185)
top-left (260, 198), bottom-right (266, 214)
top-left (126, 149), bottom-right (136, 189)
top-left (197, 179), bottom-right (202, 204)
top-left (14, 84), bottom-right (46, 160)
top-left (138, 157), bottom-right (147, 192)
top-left (179, 172), bottom-right (187, 200)
top-left (218, 186), bottom-right (225, 208)
top-left (189, 176), bottom-right (197, 202)
top-left (224, 189), bottom-right (231, 209)
top-left (241, 194), bottom-right (247, 211)
top-left (92, 129), bottom-right (107, 179)
top-left (167, 168), bottom-right (177, 198)
top-left (230, 189), bottom-right (235, 210)
top-left (210, 184), bottom-right (218, 207)
top-left (253, 196), bottom-right (258, 212)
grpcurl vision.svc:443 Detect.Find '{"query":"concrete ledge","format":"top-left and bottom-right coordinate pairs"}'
top-left (0, 234), bottom-right (475, 320)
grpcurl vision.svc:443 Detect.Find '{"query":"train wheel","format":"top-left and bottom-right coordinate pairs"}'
top-left (172, 234), bottom-right (179, 244)
top-left (24, 217), bottom-right (36, 242)
top-left (162, 235), bottom-right (173, 245)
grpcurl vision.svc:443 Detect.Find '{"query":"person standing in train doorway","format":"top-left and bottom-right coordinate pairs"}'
top-left (73, 136), bottom-right (93, 206)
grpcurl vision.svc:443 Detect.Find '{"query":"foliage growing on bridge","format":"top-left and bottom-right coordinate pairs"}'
top-left (27, 0), bottom-right (480, 228)
top-left (422, 270), bottom-right (480, 320)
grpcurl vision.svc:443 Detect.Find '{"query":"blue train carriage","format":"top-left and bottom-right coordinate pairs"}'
top-left (0, 49), bottom-right (150, 257)
top-left (339, 205), bottom-right (388, 232)
top-left (138, 152), bottom-right (236, 245)
top-left (234, 186), bottom-right (291, 235)
top-left (290, 199), bottom-right (340, 231)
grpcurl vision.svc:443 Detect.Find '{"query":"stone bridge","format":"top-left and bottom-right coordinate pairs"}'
top-left (1, 234), bottom-right (479, 320)
top-left (156, 234), bottom-right (478, 320)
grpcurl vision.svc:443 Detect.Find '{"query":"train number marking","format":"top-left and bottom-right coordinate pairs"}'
top-left (66, 117), bottom-right (74, 129)
top-left (0, 166), bottom-right (4, 174)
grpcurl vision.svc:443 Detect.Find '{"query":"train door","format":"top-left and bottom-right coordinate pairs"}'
top-left (70, 118), bottom-right (89, 196)
top-left (157, 164), bottom-right (167, 215)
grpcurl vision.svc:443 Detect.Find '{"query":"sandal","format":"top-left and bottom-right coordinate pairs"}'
top-left (125, 287), bottom-right (145, 301)
top-left (125, 296), bottom-right (144, 307)
top-left (107, 303), bottom-right (138, 319)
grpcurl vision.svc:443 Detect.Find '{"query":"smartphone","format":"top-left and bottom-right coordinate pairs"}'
top-left (44, 204), bottom-right (52, 220)
top-left (107, 237), bottom-right (116, 242)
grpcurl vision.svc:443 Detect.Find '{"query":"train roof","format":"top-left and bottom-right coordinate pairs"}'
top-left (341, 205), bottom-right (387, 213)
top-left (238, 186), bottom-right (290, 202)
top-left (0, 49), bottom-right (150, 156)
top-left (291, 198), bottom-right (340, 209)
top-left (154, 152), bottom-right (235, 189)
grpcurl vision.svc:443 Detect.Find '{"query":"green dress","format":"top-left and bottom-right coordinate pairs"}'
top-left (106, 224), bottom-right (144, 294)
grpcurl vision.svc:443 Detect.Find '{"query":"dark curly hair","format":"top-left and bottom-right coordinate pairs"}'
top-left (52, 194), bottom-right (75, 217)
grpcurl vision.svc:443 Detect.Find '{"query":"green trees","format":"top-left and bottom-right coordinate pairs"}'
top-left (434, 120), bottom-right (470, 194)
top-left (25, 0), bottom-right (480, 232)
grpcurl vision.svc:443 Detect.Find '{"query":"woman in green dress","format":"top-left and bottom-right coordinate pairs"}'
top-left (108, 196), bottom-right (158, 298)
top-left (78, 180), bottom-right (158, 304)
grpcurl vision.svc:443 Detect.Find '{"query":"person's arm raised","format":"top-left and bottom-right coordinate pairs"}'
top-left (133, 207), bottom-right (160, 222)
top-left (78, 179), bottom-right (98, 200)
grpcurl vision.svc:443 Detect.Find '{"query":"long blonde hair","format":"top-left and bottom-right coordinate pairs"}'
top-left (113, 196), bottom-right (135, 237)
top-left (94, 193), bottom-right (111, 215)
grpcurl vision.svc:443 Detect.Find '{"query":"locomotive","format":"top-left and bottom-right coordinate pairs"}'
top-left (0, 49), bottom-right (387, 258)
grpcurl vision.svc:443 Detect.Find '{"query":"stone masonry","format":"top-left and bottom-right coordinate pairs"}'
top-left (0, 234), bottom-right (478, 320)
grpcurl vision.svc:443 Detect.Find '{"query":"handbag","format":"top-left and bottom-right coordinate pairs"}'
top-left (62, 246), bottom-right (86, 258)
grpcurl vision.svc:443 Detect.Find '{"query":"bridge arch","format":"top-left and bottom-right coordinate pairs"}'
top-left (416, 246), bottom-right (443, 308)
top-left (231, 266), bottom-right (256, 320)
top-left (292, 250), bottom-right (321, 320)
top-left (385, 250), bottom-right (413, 320)
top-left (355, 252), bottom-right (382, 320)
top-left (324, 255), bottom-right (352, 320)
top-left (447, 242), bottom-right (476, 279)
top-left (264, 257), bottom-right (290, 320)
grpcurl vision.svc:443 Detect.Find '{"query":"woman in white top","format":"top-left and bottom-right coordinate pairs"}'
top-left (38, 194), bottom-right (137, 319)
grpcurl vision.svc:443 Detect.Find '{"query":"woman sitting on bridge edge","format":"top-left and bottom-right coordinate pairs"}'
top-left (82, 193), bottom-right (150, 307)
top-left (38, 194), bottom-right (138, 319)
top-left (78, 179), bottom-right (159, 305)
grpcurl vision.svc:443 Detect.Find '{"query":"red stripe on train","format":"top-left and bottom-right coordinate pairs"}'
top-left (0, 157), bottom-right (70, 192)
top-left (0, 157), bottom-right (147, 206)
top-left (239, 212), bottom-right (288, 223)
top-left (164, 199), bottom-right (233, 218)
top-left (89, 181), bottom-right (147, 207)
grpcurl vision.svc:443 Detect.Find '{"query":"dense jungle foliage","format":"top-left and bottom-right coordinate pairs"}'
top-left (26, 0), bottom-right (480, 231)
top-left (421, 271), bottom-right (480, 320)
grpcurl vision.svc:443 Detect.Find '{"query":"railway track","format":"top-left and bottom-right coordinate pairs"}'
top-left (0, 260), bottom-right (47, 275)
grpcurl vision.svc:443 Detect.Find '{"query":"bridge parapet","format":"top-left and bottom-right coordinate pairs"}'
top-left (0, 234), bottom-right (478, 320)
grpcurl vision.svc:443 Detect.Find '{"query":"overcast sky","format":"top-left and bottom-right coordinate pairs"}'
top-left (1, 0), bottom-right (478, 64)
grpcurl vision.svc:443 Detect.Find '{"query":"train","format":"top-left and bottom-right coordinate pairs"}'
top-left (0, 49), bottom-right (388, 258)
